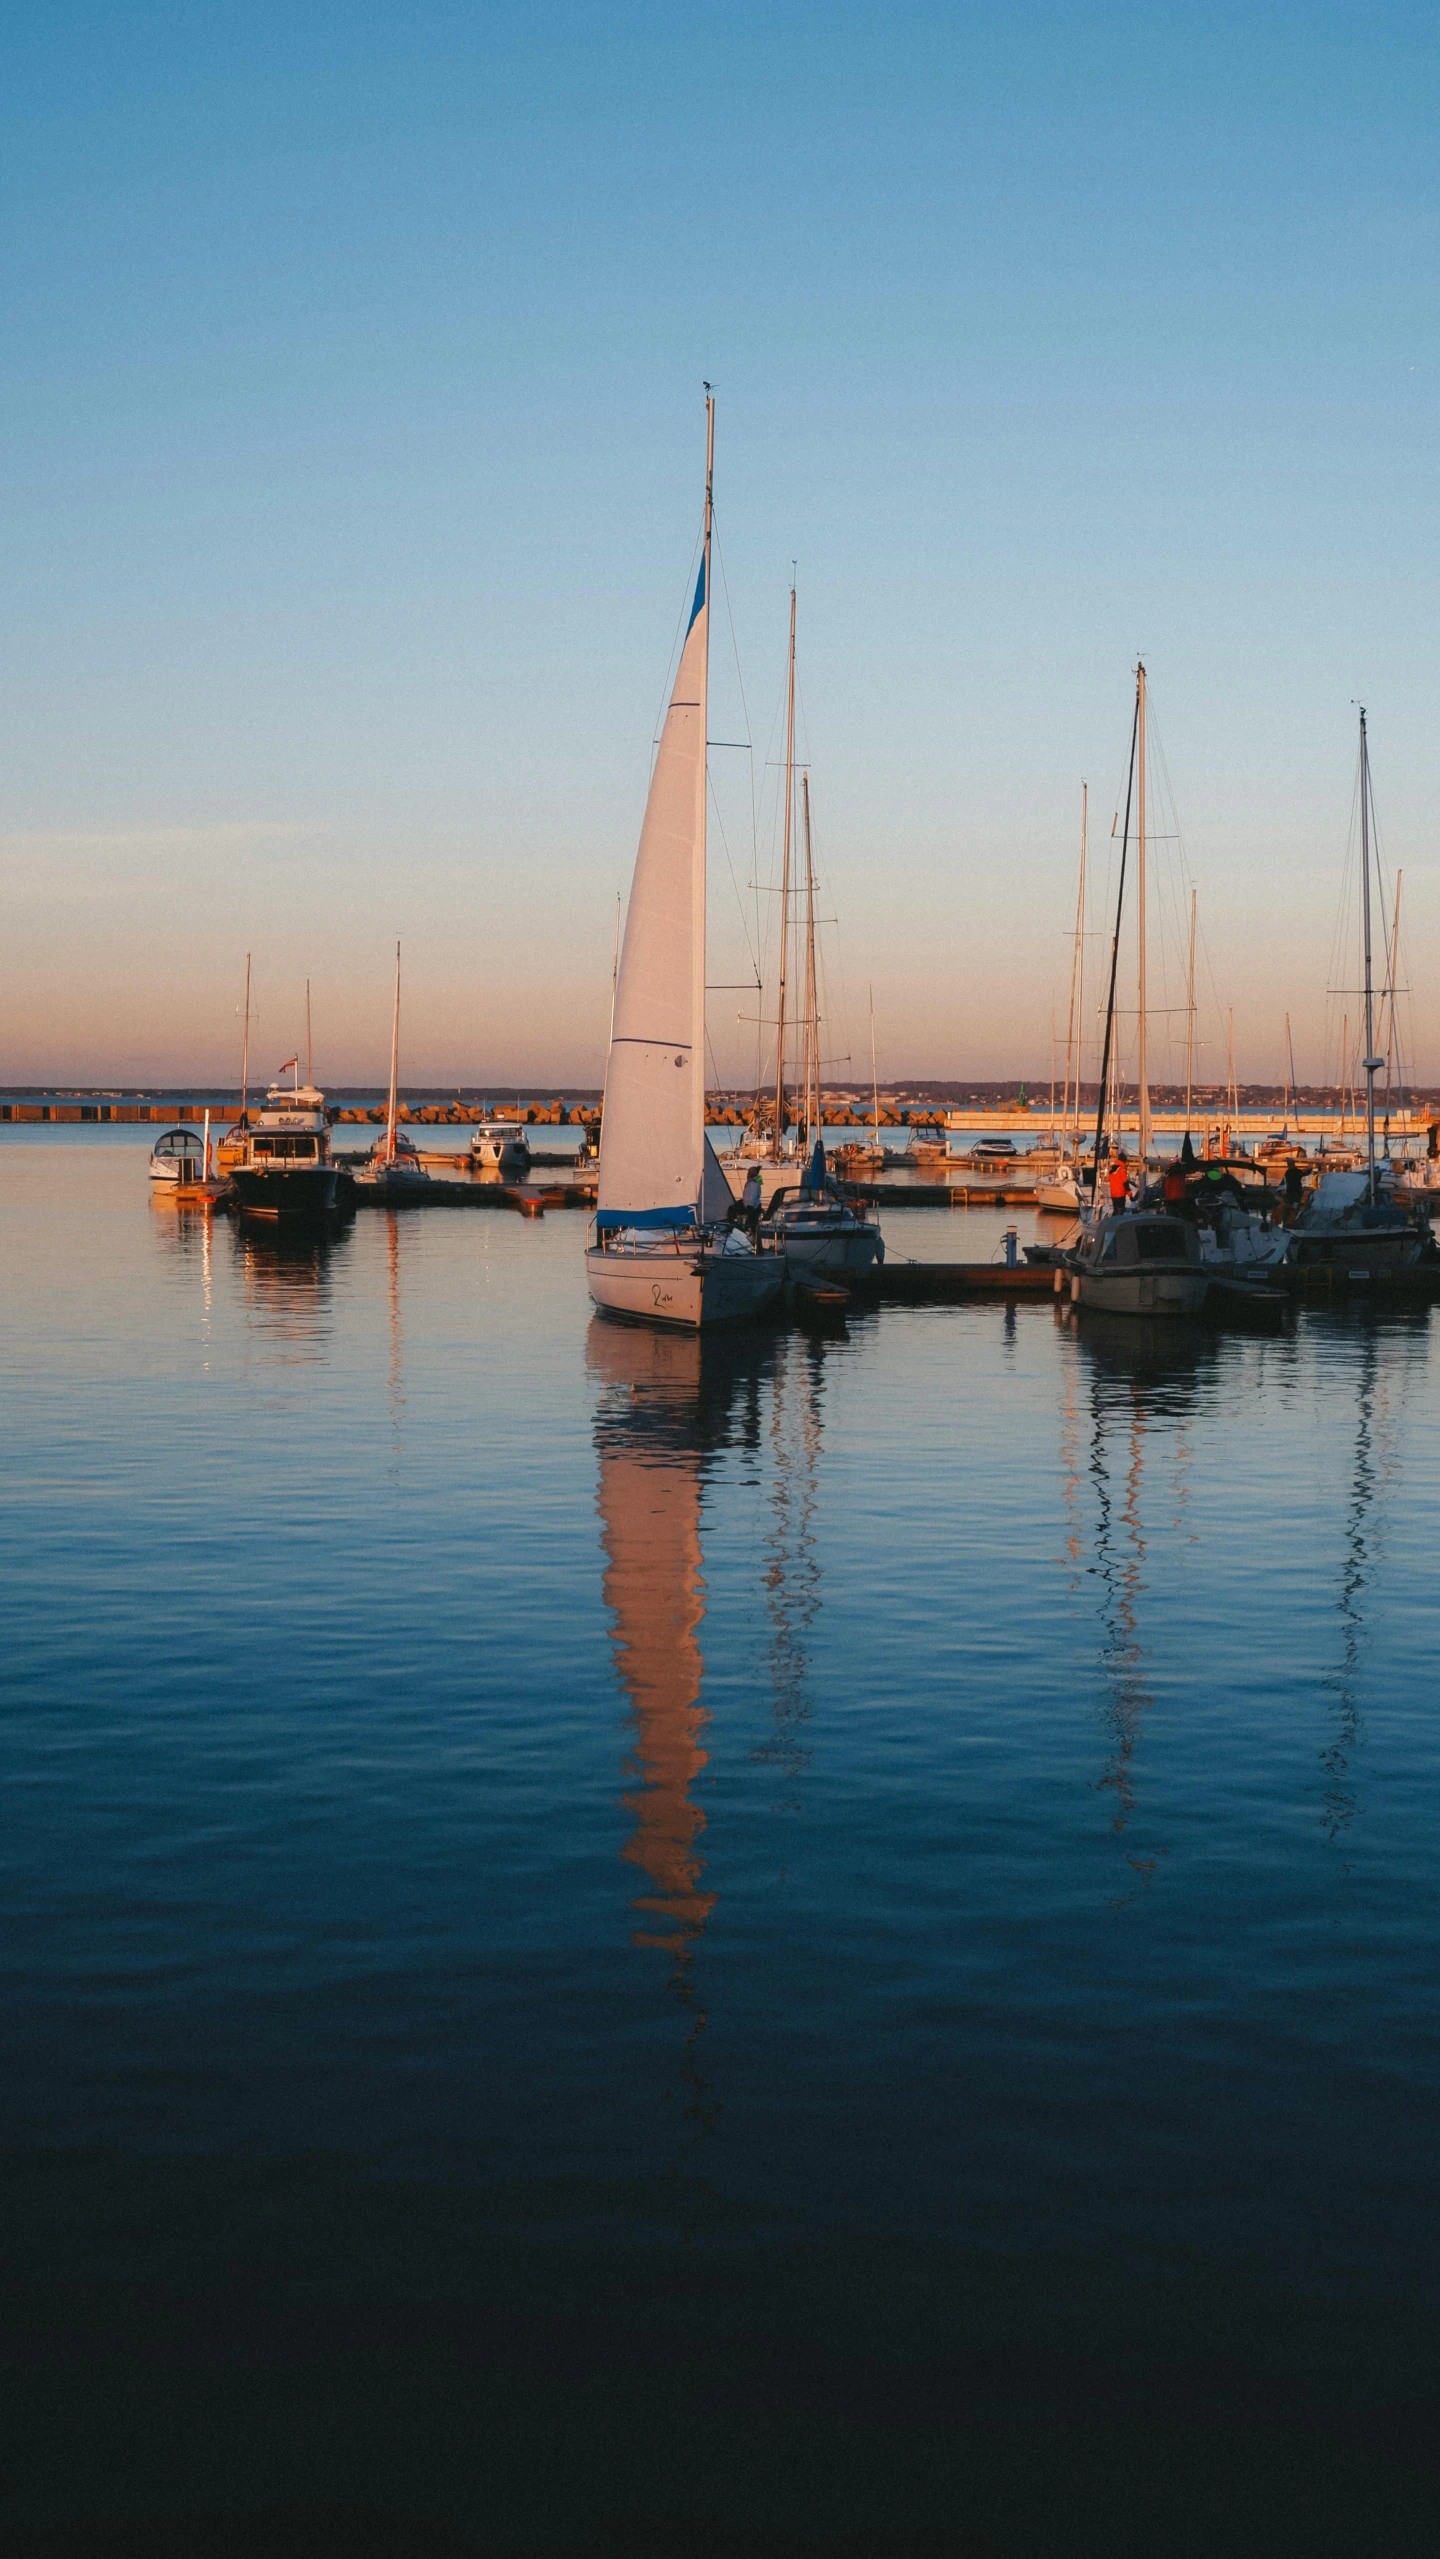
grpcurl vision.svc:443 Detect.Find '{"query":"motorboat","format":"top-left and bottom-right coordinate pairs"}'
top-left (148, 1126), bottom-right (206, 1186)
top-left (585, 397), bottom-right (783, 1330)
top-left (470, 1119), bottom-right (532, 1172)
top-left (227, 1075), bottom-right (341, 1220)
top-left (1065, 1210), bottom-right (1211, 1316)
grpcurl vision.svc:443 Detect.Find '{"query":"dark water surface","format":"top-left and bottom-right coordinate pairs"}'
top-left (3, 1133), bottom-right (1438, 2552)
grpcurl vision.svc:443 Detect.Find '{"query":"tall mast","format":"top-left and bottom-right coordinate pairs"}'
top-left (801, 770), bottom-right (819, 1144)
top-left (1359, 706), bottom-right (1380, 1199)
top-left (305, 978), bottom-right (313, 1089)
top-left (697, 391), bottom-right (713, 1184)
top-left (1136, 661), bottom-right (1150, 1176)
top-left (1227, 1007), bottom-right (1236, 1128)
top-left (1060, 782), bottom-right (1087, 1147)
top-left (869, 985), bottom-right (880, 1150)
top-left (772, 581), bottom-right (796, 1158)
top-left (1090, 687), bottom-right (1141, 1200)
top-left (240, 952), bottom-right (251, 1122)
top-left (385, 940), bottom-right (401, 1164)
top-left (1184, 889), bottom-right (1197, 1134)
top-left (1284, 1009), bottom-right (1296, 1126)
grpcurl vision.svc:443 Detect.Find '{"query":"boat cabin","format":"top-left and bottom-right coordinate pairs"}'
top-left (1084, 1215), bottom-right (1203, 1268)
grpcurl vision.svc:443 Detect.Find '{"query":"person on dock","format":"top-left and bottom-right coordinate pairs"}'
top-left (1283, 1158), bottom-right (1305, 1217)
top-left (1163, 1158), bottom-right (1187, 1219)
top-left (1107, 1150), bottom-right (1130, 1210)
top-left (731, 1165), bottom-right (764, 1240)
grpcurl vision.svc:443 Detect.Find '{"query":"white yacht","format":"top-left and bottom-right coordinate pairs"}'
top-left (585, 398), bottom-right (783, 1330)
top-left (470, 1120), bottom-right (532, 1173)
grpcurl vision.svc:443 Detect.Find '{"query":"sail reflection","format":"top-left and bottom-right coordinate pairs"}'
top-left (588, 1319), bottom-right (773, 1973)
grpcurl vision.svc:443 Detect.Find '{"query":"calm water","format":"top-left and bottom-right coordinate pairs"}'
top-left (3, 1131), bottom-right (1438, 2552)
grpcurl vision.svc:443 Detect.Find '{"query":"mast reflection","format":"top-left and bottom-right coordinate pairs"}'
top-left (1318, 1318), bottom-right (1419, 1841)
top-left (758, 1333), bottom-right (829, 1802)
top-left (1068, 1312), bottom-right (1217, 1897)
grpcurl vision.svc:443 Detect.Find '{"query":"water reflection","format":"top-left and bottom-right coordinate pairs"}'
top-left (588, 1320), bottom-right (773, 1970)
top-left (1067, 1315), bottom-right (1219, 1899)
top-left (230, 1216), bottom-right (349, 1361)
top-left (1316, 1315), bottom-right (1426, 1841)
top-left (758, 1334), bottom-right (829, 1804)
top-left (588, 1318), bottom-right (779, 2156)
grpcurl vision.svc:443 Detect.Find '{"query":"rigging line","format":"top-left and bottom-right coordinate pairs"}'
top-left (1091, 684), bottom-right (1142, 1181)
top-left (711, 518), bottom-right (762, 963)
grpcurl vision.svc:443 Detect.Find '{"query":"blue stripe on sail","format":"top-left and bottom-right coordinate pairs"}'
top-left (595, 1204), bottom-right (696, 1233)
top-left (686, 555), bottom-right (706, 632)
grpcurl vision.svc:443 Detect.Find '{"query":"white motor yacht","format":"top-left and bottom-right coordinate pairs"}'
top-left (470, 1120), bottom-right (532, 1172)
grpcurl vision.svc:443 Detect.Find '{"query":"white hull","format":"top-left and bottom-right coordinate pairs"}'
top-left (1072, 1266), bottom-right (1210, 1317)
top-left (471, 1133), bottom-right (531, 1170)
top-left (586, 1242), bottom-right (784, 1330)
top-left (1035, 1178), bottom-right (1083, 1214)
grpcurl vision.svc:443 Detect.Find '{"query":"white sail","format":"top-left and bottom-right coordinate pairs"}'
top-left (596, 557), bottom-right (708, 1230)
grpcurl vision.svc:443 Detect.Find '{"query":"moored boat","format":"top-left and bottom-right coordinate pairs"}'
top-left (148, 1126), bottom-right (206, 1186)
top-left (470, 1119), bottom-right (532, 1172)
top-left (228, 1072), bottom-right (341, 1220)
top-left (762, 1136), bottom-right (883, 1278)
top-left (585, 396), bottom-right (783, 1332)
top-left (1066, 1210), bottom-right (1211, 1315)
top-left (354, 944), bottom-right (431, 1198)
top-left (1273, 712), bottom-right (1430, 1287)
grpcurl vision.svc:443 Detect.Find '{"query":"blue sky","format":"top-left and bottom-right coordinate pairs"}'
top-left (2, 2), bottom-right (1437, 1089)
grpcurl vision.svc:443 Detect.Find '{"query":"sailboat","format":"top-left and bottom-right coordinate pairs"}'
top-left (1276, 710), bottom-right (1429, 1285)
top-left (1064, 664), bottom-right (1210, 1317)
top-left (355, 942), bottom-right (429, 1194)
top-left (586, 399), bottom-right (785, 1330)
top-left (760, 745), bottom-right (883, 1278)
